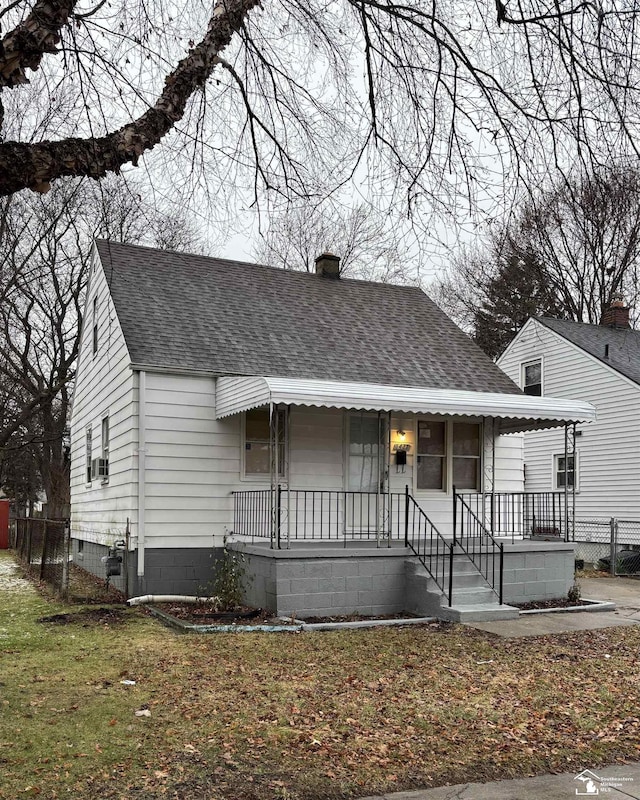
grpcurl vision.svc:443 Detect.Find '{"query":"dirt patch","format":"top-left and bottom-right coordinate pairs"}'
top-left (153, 604), bottom-right (433, 628)
top-left (152, 603), bottom-right (287, 625)
top-left (514, 598), bottom-right (593, 611)
top-left (299, 611), bottom-right (421, 624)
top-left (68, 564), bottom-right (126, 604)
top-left (37, 607), bottom-right (126, 626)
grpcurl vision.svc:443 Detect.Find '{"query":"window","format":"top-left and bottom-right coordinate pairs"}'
top-left (92, 296), bottom-right (98, 355)
top-left (244, 408), bottom-right (286, 476)
top-left (554, 454), bottom-right (576, 489)
top-left (416, 420), bottom-right (481, 491)
top-left (417, 420), bottom-right (446, 490)
top-left (452, 422), bottom-right (481, 490)
top-left (101, 415), bottom-right (110, 481)
top-left (86, 427), bottom-right (92, 483)
top-left (522, 359), bottom-right (542, 396)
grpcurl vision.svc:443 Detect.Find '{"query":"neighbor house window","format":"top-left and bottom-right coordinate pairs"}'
top-left (522, 359), bottom-right (542, 396)
top-left (554, 454), bottom-right (576, 489)
top-left (101, 415), bottom-right (110, 481)
top-left (86, 427), bottom-right (92, 483)
top-left (244, 408), bottom-right (286, 476)
top-left (417, 420), bottom-right (481, 492)
top-left (92, 296), bottom-right (98, 355)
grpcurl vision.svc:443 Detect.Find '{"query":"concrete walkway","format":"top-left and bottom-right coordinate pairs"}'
top-left (360, 762), bottom-right (640, 799)
top-left (468, 576), bottom-right (640, 637)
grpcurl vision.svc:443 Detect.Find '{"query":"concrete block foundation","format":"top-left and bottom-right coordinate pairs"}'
top-left (232, 539), bottom-right (576, 618)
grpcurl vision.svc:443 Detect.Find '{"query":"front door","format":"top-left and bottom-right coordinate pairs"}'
top-left (347, 412), bottom-right (386, 537)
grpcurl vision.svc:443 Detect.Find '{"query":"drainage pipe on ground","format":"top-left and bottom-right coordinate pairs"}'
top-left (127, 595), bottom-right (219, 606)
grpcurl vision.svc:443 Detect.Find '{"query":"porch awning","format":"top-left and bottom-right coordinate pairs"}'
top-left (215, 376), bottom-right (596, 433)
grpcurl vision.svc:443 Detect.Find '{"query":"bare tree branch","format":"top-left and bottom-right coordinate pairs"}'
top-left (0, 0), bottom-right (78, 88)
top-left (0, 0), bottom-right (259, 193)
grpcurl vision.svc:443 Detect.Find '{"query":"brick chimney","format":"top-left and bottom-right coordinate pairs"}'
top-left (600, 293), bottom-right (630, 329)
top-left (315, 252), bottom-right (341, 278)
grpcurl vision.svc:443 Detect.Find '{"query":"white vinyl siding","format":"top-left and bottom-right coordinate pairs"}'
top-left (70, 252), bottom-right (137, 545)
top-left (143, 372), bottom-right (238, 548)
top-left (493, 434), bottom-right (525, 492)
top-left (499, 319), bottom-right (640, 519)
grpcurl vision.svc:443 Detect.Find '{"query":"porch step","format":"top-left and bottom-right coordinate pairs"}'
top-left (439, 603), bottom-right (519, 622)
top-left (448, 586), bottom-right (499, 605)
top-left (405, 553), bottom-right (516, 623)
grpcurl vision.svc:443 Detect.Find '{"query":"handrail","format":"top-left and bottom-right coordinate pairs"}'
top-left (404, 487), bottom-right (454, 606)
top-left (454, 488), bottom-right (504, 604)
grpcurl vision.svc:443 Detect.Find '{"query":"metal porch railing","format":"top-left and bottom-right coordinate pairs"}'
top-left (232, 488), bottom-right (406, 548)
top-left (459, 491), bottom-right (571, 542)
top-left (453, 489), bottom-right (504, 605)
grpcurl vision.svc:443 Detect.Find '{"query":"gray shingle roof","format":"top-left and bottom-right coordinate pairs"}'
top-left (538, 317), bottom-right (640, 385)
top-left (96, 239), bottom-right (521, 394)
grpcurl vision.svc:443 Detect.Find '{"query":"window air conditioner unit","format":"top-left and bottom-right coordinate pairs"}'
top-left (91, 458), bottom-right (109, 480)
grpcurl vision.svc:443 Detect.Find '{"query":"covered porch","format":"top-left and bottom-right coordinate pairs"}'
top-left (217, 376), bottom-right (595, 619)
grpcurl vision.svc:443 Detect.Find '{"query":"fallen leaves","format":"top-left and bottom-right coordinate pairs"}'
top-left (4, 589), bottom-right (640, 800)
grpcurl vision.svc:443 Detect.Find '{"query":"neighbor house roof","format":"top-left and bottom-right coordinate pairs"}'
top-left (95, 239), bottom-right (522, 393)
top-left (538, 317), bottom-right (640, 386)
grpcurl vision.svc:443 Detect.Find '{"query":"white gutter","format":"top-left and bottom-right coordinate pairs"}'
top-left (137, 369), bottom-right (146, 578)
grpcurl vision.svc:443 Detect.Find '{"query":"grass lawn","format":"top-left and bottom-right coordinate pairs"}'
top-left (2, 553), bottom-right (640, 799)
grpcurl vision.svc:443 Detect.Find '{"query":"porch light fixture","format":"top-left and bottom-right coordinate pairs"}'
top-left (397, 429), bottom-right (406, 441)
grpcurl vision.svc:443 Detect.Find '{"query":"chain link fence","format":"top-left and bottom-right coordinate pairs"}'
top-left (573, 517), bottom-right (640, 576)
top-left (11, 517), bottom-right (71, 595)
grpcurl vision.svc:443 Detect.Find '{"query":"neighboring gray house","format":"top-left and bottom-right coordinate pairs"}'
top-left (70, 241), bottom-right (593, 620)
top-left (498, 298), bottom-right (640, 542)
top-left (498, 299), bottom-right (640, 522)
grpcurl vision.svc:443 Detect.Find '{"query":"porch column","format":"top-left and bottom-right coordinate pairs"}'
top-left (269, 402), bottom-right (279, 550)
top-left (563, 422), bottom-right (576, 542)
top-left (482, 417), bottom-right (496, 533)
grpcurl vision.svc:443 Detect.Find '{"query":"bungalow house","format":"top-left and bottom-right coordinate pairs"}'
top-left (69, 241), bottom-right (594, 620)
top-left (497, 299), bottom-right (640, 556)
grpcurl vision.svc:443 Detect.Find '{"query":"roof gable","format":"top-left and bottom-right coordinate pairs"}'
top-left (95, 239), bottom-right (521, 394)
top-left (538, 317), bottom-right (640, 386)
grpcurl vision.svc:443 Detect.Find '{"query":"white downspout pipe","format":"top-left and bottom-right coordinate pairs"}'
top-left (137, 370), bottom-right (146, 578)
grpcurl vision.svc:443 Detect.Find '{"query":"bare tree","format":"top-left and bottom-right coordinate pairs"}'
top-left (253, 202), bottom-right (415, 283)
top-left (0, 176), bottom-right (202, 516)
top-left (0, 0), bottom-right (640, 220)
top-left (433, 165), bottom-right (640, 357)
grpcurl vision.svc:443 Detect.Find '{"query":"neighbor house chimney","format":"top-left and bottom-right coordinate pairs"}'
top-left (315, 252), bottom-right (341, 278)
top-left (600, 293), bottom-right (630, 329)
